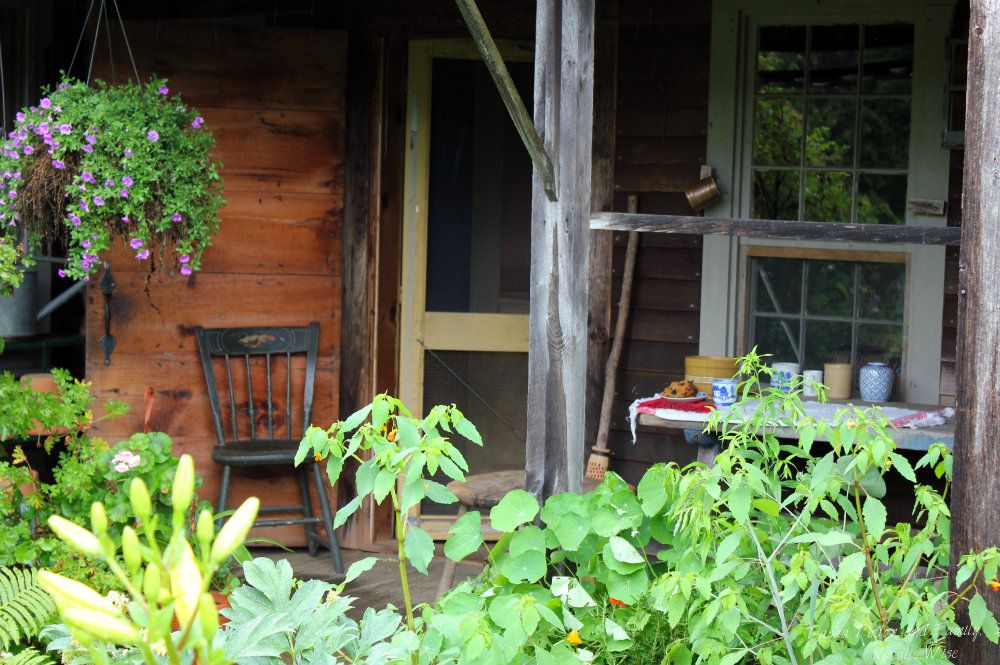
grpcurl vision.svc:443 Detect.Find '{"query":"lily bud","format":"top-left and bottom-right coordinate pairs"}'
top-left (172, 454), bottom-right (196, 522)
top-left (122, 526), bottom-right (141, 573)
top-left (199, 591), bottom-right (220, 638)
top-left (130, 477), bottom-right (152, 522)
top-left (47, 515), bottom-right (102, 557)
top-left (38, 571), bottom-right (119, 616)
top-left (142, 563), bottom-right (161, 604)
top-left (210, 497), bottom-right (259, 565)
top-left (169, 542), bottom-right (203, 628)
top-left (62, 607), bottom-right (141, 644)
top-left (197, 508), bottom-right (214, 553)
top-left (90, 502), bottom-right (108, 536)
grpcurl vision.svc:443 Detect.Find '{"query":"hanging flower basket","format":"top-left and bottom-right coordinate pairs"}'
top-left (0, 76), bottom-right (224, 283)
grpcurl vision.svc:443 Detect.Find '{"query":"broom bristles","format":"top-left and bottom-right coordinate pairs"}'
top-left (585, 448), bottom-right (610, 480)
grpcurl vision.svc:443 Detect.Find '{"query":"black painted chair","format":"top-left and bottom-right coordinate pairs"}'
top-left (195, 323), bottom-right (343, 573)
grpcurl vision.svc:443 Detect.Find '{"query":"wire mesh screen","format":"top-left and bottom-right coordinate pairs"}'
top-left (421, 350), bottom-right (528, 515)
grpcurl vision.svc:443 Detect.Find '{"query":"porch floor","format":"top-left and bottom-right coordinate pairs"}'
top-left (247, 543), bottom-right (484, 614)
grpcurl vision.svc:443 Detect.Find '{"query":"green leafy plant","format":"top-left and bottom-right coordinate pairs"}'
top-left (37, 454), bottom-right (259, 665)
top-left (0, 235), bottom-right (23, 295)
top-left (0, 76), bottom-right (224, 281)
top-left (3, 647), bottom-right (55, 665)
top-left (0, 368), bottom-right (114, 444)
top-left (0, 565), bottom-right (56, 660)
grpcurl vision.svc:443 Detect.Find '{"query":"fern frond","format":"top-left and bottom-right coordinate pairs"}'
top-left (6, 646), bottom-right (56, 665)
top-left (0, 566), bottom-right (56, 650)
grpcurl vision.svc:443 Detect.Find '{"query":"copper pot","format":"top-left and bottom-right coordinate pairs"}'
top-left (685, 175), bottom-right (722, 212)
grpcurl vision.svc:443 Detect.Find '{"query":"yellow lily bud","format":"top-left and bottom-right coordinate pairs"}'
top-left (169, 542), bottom-right (203, 627)
top-left (210, 497), bottom-right (259, 565)
top-left (143, 563), bottom-right (161, 604)
top-left (62, 607), bottom-right (141, 644)
top-left (122, 526), bottom-right (141, 573)
top-left (199, 592), bottom-right (220, 638)
top-left (196, 508), bottom-right (214, 551)
top-left (130, 477), bottom-right (152, 522)
top-left (47, 515), bottom-right (102, 557)
top-left (90, 502), bottom-right (108, 535)
top-left (37, 571), bottom-right (119, 616)
top-left (172, 454), bottom-right (196, 520)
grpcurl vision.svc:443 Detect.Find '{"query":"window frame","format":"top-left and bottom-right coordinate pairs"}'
top-left (701, 0), bottom-right (953, 404)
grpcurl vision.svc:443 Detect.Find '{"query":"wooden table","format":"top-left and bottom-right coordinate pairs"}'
top-left (637, 400), bottom-right (954, 463)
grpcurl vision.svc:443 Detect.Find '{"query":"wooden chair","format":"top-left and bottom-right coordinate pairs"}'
top-left (195, 323), bottom-right (342, 573)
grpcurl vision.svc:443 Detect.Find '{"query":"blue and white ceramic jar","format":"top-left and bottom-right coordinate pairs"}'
top-left (712, 378), bottom-right (739, 408)
top-left (859, 362), bottom-right (893, 402)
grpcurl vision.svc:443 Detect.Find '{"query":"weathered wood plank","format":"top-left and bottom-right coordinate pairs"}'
top-left (592, 212), bottom-right (963, 245)
top-left (584, 0), bottom-right (619, 454)
top-left (526, 0), bottom-right (595, 501)
top-left (951, 2), bottom-right (1000, 660)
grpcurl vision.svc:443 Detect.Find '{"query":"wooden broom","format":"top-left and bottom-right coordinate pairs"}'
top-left (586, 195), bottom-right (639, 480)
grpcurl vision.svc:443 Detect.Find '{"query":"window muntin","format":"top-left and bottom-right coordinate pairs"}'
top-left (749, 256), bottom-right (905, 372)
top-left (751, 24), bottom-right (914, 224)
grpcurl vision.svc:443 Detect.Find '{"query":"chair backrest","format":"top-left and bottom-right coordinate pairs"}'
top-left (195, 323), bottom-right (319, 445)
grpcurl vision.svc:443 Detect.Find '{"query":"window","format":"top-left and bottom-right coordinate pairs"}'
top-left (752, 24), bottom-right (913, 224)
top-left (702, 3), bottom-right (951, 403)
top-left (748, 256), bottom-right (904, 371)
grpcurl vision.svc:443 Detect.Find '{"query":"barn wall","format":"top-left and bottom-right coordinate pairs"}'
top-left (85, 22), bottom-right (346, 546)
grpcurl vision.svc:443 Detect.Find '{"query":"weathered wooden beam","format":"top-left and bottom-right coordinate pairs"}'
top-left (591, 212), bottom-right (962, 246)
top-left (584, 0), bottom-right (618, 455)
top-left (526, 0), bottom-right (595, 501)
top-left (951, 1), bottom-right (1000, 662)
top-left (453, 0), bottom-right (558, 201)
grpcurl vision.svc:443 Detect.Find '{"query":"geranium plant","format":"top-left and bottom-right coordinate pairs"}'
top-left (0, 76), bottom-right (223, 281)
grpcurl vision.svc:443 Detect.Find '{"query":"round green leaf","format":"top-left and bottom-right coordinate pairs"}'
top-left (490, 490), bottom-right (539, 532)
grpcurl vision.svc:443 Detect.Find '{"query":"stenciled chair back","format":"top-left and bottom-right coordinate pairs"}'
top-left (195, 323), bottom-right (319, 445)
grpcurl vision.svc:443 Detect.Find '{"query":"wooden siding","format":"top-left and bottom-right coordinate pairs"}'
top-left (940, 149), bottom-right (964, 406)
top-left (86, 22), bottom-right (346, 546)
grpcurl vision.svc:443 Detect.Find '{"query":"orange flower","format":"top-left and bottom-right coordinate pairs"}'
top-left (609, 597), bottom-right (627, 607)
top-left (314, 452), bottom-right (322, 462)
top-left (566, 630), bottom-right (583, 646)
top-left (387, 429), bottom-right (397, 442)
top-left (989, 579), bottom-right (1000, 592)
top-left (846, 421), bottom-right (857, 430)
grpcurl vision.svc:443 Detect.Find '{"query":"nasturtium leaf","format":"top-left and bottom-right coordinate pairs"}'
top-left (551, 576), bottom-right (596, 608)
top-left (444, 510), bottom-right (483, 561)
top-left (548, 511), bottom-right (589, 551)
top-left (500, 550), bottom-right (546, 583)
top-left (334, 496), bottom-right (362, 529)
top-left (510, 525), bottom-right (546, 557)
top-left (637, 464), bottom-right (670, 516)
top-left (490, 490), bottom-right (539, 532)
top-left (342, 404), bottom-right (373, 431)
top-left (404, 525), bottom-right (434, 574)
top-left (607, 536), bottom-right (644, 564)
top-left (604, 568), bottom-right (648, 605)
top-left (454, 417), bottom-right (483, 445)
top-left (863, 497), bottom-right (887, 541)
top-left (343, 556), bottom-right (378, 585)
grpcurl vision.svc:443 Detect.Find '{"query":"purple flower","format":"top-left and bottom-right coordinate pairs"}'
top-left (121, 215), bottom-right (130, 223)
top-left (92, 196), bottom-right (105, 207)
top-left (57, 269), bottom-right (66, 278)
top-left (123, 148), bottom-right (133, 157)
top-left (81, 239), bottom-right (91, 249)
top-left (171, 213), bottom-right (182, 223)
top-left (79, 199), bottom-right (89, 212)
top-left (157, 85), bottom-right (169, 95)
top-left (81, 171), bottom-right (95, 184)
top-left (146, 130), bottom-right (159, 142)
top-left (39, 97), bottom-right (51, 109)
top-left (22, 146), bottom-right (33, 155)
top-left (135, 249), bottom-right (150, 261)
top-left (59, 82), bottom-right (68, 90)
top-left (69, 213), bottom-right (81, 226)
top-left (104, 179), bottom-right (115, 187)
top-left (180, 265), bottom-right (192, 275)
top-left (51, 159), bottom-right (65, 170)
top-left (129, 237), bottom-right (143, 249)
top-left (85, 134), bottom-right (96, 145)
top-left (15, 112), bottom-right (25, 123)
top-left (82, 144), bottom-right (93, 153)
top-left (120, 189), bottom-right (130, 198)
top-left (7, 190), bottom-right (16, 199)
top-left (58, 123), bottom-right (72, 135)
top-left (178, 254), bottom-right (190, 264)
top-left (121, 176), bottom-right (133, 187)
top-left (191, 116), bottom-right (204, 129)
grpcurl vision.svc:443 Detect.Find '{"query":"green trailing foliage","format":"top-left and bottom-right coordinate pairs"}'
top-left (5, 646), bottom-right (56, 665)
top-left (0, 566), bottom-right (56, 652)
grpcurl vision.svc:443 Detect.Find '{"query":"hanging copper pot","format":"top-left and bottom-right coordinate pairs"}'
top-left (684, 175), bottom-right (722, 212)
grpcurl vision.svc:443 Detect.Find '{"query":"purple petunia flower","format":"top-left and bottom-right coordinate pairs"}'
top-left (129, 237), bottom-right (143, 249)
top-left (79, 199), bottom-right (89, 212)
top-left (51, 159), bottom-right (65, 169)
top-left (121, 215), bottom-right (130, 223)
top-left (120, 189), bottom-right (130, 198)
top-left (123, 148), bottom-right (133, 157)
top-left (135, 249), bottom-right (150, 261)
top-left (171, 213), bottom-right (182, 223)
top-left (85, 134), bottom-right (96, 145)
top-left (7, 190), bottom-right (17, 199)
top-left (57, 269), bottom-right (66, 278)
top-left (121, 176), bottom-right (133, 187)
top-left (178, 254), bottom-right (190, 264)
top-left (69, 213), bottom-right (81, 226)
top-left (104, 179), bottom-right (115, 187)
top-left (180, 265), bottom-right (192, 275)
top-left (93, 195), bottom-right (105, 207)
top-left (15, 112), bottom-right (25, 123)
top-left (58, 124), bottom-right (72, 135)
top-left (81, 239), bottom-right (91, 249)
top-left (39, 98), bottom-right (51, 109)
top-left (81, 171), bottom-right (95, 184)
top-left (146, 130), bottom-right (159, 142)
top-left (191, 116), bottom-right (204, 129)
top-left (158, 85), bottom-right (169, 95)
top-left (23, 146), bottom-right (33, 155)
top-left (82, 144), bottom-right (93, 153)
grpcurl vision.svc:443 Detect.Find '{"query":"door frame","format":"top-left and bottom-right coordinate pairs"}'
top-left (399, 38), bottom-right (534, 537)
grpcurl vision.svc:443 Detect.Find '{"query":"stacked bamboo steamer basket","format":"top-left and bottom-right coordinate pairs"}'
top-left (685, 355), bottom-right (739, 398)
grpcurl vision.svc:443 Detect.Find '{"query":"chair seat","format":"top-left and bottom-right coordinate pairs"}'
top-left (212, 439), bottom-right (302, 466)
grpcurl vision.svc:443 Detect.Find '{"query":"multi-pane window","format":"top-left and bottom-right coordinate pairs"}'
top-left (752, 24), bottom-right (914, 224)
top-left (748, 257), bottom-right (905, 371)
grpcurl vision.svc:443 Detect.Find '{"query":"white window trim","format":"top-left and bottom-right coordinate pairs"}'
top-left (701, 0), bottom-right (953, 404)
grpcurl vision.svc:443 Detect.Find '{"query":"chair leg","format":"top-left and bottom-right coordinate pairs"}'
top-left (298, 466), bottom-right (318, 557)
top-left (436, 504), bottom-right (468, 600)
top-left (312, 462), bottom-right (343, 574)
top-left (216, 465), bottom-right (232, 526)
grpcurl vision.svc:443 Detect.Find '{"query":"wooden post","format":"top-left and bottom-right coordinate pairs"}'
top-left (526, 0), bottom-right (595, 501)
top-left (584, 0), bottom-right (618, 455)
top-left (951, 1), bottom-right (1000, 662)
